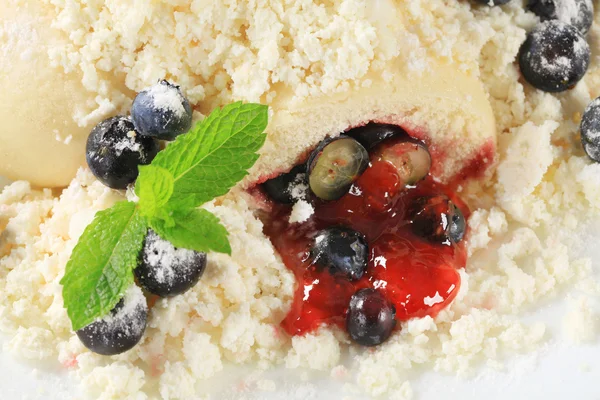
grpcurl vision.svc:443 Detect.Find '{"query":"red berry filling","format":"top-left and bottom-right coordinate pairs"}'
top-left (259, 126), bottom-right (472, 340)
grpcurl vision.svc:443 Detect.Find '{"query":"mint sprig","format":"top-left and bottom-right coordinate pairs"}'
top-left (136, 165), bottom-right (174, 219)
top-left (61, 102), bottom-right (268, 331)
top-left (139, 102), bottom-right (268, 212)
top-left (60, 202), bottom-right (147, 331)
top-left (150, 208), bottom-right (231, 254)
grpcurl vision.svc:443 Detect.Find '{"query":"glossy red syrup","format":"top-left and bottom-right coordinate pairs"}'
top-left (261, 152), bottom-right (470, 336)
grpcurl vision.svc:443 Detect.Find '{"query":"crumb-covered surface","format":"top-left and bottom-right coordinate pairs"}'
top-left (1, 1), bottom-right (600, 399)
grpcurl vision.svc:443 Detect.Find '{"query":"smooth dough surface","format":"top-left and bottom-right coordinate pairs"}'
top-left (248, 63), bottom-right (496, 187)
top-left (0, 1), bottom-right (93, 187)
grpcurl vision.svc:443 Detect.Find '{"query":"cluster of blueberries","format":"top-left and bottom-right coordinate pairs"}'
top-left (86, 80), bottom-right (193, 189)
top-left (77, 82), bottom-right (212, 356)
top-left (262, 124), bottom-right (466, 346)
top-left (77, 228), bottom-right (209, 356)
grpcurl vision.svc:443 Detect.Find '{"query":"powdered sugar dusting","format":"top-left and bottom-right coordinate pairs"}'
top-left (581, 97), bottom-right (600, 160)
top-left (527, 21), bottom-right (589, 80)
top-left (114, 133), bottom-right (142, 157)
top-left (144, 82), bottom-right (187, 119)
top-left (557, 0), bottom-right (580, 21)
top-left (88, 117), bottom-right (147, 161)
top-left (143, 230), bottom-right (199, 286)
top-left (91, 285), bottom-right (147, 339)
top-left (555, 0), bottom-right (593, 32)
top-left (289, 173), bottom-right (308, 201)
top-left (583, 98), bottom-right (600, 137)
top-left (572, 30), bottom-right (590, 56)
top-left (540, 55), bottom-right (571, 79)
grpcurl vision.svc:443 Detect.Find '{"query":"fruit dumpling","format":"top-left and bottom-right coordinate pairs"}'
top-left (249, 61), bottom-right (496, 342)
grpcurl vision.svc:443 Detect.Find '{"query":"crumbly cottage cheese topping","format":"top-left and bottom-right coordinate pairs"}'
top-left (1, 1), bottom-right (600, 400)
top-left (43, 0), bottom-right (404, 116)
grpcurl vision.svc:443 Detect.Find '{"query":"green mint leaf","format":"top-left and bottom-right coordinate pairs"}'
top-left (60, 202), bottom-right (147, 331)
top-left (140, 102), bottom-right (268, 211)
top-left (149, 208), bottom-right (231, 255)
top-left (136, 165), bottom-right (174, 218)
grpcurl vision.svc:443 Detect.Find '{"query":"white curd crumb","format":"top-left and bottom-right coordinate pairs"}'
top-left (4, 326), bottom-right (55, 360)
top-left (289, 175), bottom-right (309, 201)
top-left (495, 121), bottom-right (557, 224)
top-left (563, 296), bottom-right (599, 344)
top-left (256, 379), bottom-right (277, 392)
top-left (80, 363), bottom-right (146, 400)
top-left (288, 200), bottom-right (314, 224)
top-left (331, 365), bottom-right (349, 380)
top-left (285, 328), bottom-right (341, 371)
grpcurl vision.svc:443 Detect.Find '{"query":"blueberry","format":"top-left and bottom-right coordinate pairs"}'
top-left (527, 0), bottom-right (593, 34)
top-left (76, 285), bottom-right (148, 356)
top-left (307, 136), bottom-right (369, 201)
top-left (474, 0), bottom-right (512, 5)
top-left (311, 227), bottom-right (369, 281)
top-left (346, 288), bottom-right (396, 347)
top-left (410, 195), bottom-right (466, 244)
top-left (448, 204), bottom-right (466, 243)
top-left (131, 80), bottom-right (193, 141)
top-left (374, 137), bottom-right (431, 186)
top-left (518, 21), bottom-right (590, 93)
top-left (345, 123), bottom-right (406, 150)
top-left (86, 116), bottom-right (159, 189)
top-left (580, 97), bottom-right (600, 162)
top-left (135, 229), bottom-right (207, 297)
top-left (262, 164), bottom-right (308, 204)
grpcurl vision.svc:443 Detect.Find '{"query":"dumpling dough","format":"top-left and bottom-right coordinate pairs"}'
top-left (0, 1), bottom-right (94, 188)
top-left (246, 63), bottom-right (496, 187)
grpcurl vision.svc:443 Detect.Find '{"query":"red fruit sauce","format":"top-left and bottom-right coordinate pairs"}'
top-left (260, 144), bottom-right (472, 337)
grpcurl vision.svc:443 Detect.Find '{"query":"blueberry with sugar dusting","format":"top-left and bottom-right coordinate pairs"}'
top-left (527, 0), bottom-right (593, 35)
top-left (131, 80), bottom-right (193, 141)
top-left (410, 195), bottom-right (466, 245)
top-left (76, 285), bottom-right (148, 356)
top-left (373, 136), bottom-right (431, 186)
top-left (346, 288), bottom-right (396, 347)
top-left (307, 136), bottom-right (369, 201)
top-left (580, 97), bottom-right (600, 162)
top-left (311, 227), bottom-right (369, 281)
top-left (262, 164), bottom-right (308, 204)
top-left (474, 0), bottom-right (512, 5)
top-left (86, 116), bottom-right (159, 189)
top-left (518, 20), bottom-right (590, 93)
top-left (135, 229), bottom-right (207, 297)
top-left (345, 123), bottom-right (406, 150)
